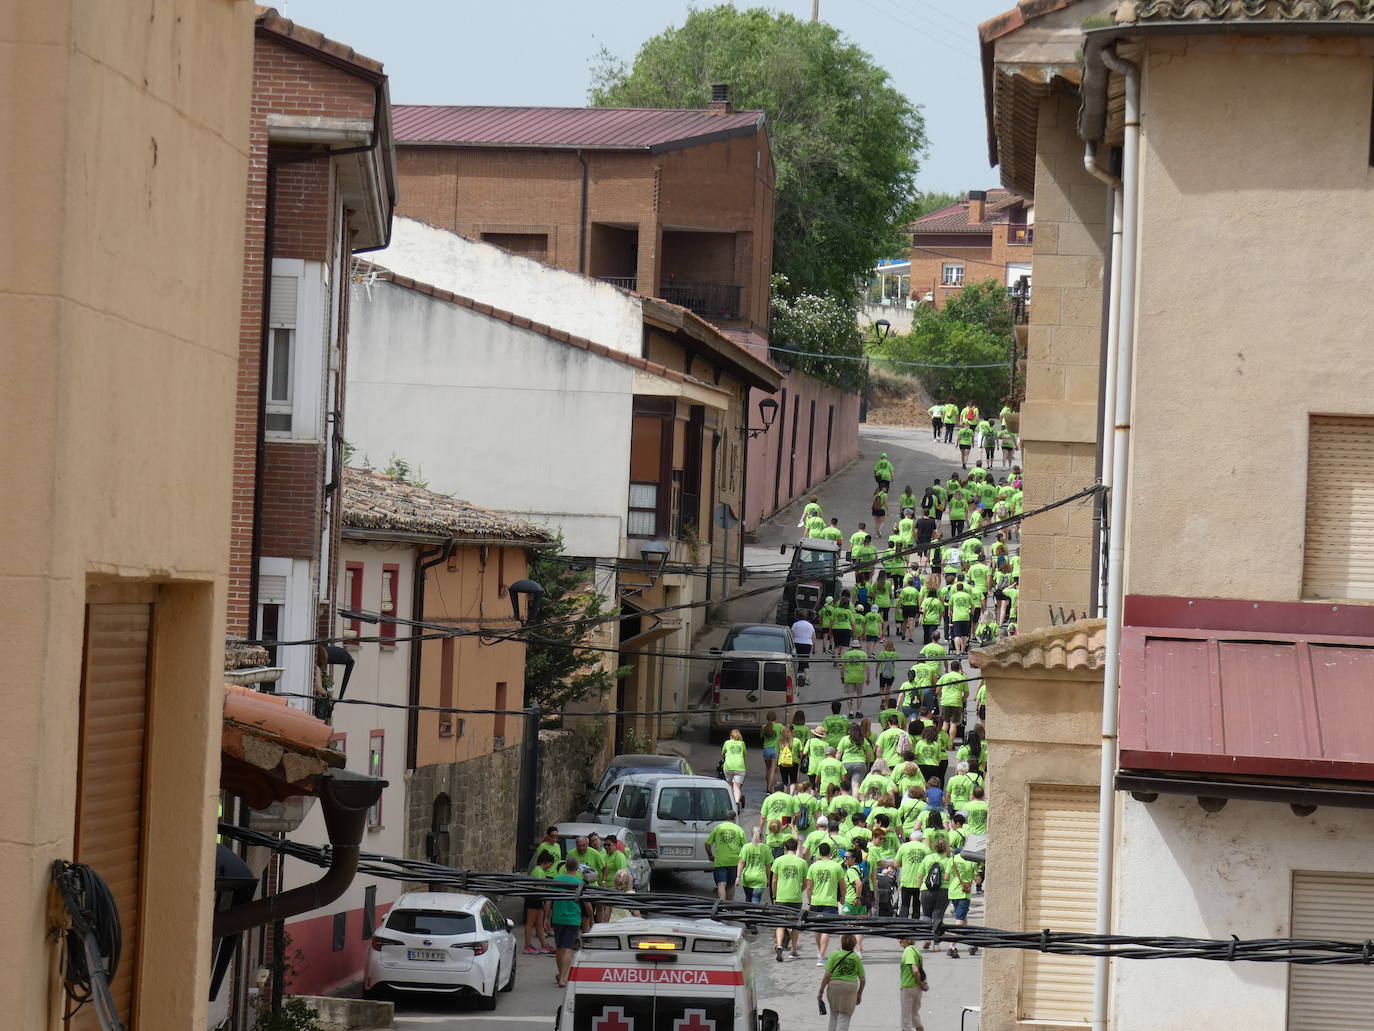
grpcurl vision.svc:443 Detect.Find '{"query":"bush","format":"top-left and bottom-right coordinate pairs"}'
top-left (770, 274), bottom-right (864, 391)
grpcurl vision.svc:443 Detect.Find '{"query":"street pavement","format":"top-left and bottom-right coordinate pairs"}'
top-left (392, 424), bottom-right (993, 1029)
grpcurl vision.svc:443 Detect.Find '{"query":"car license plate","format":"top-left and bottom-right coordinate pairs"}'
top-left (728, 712), bottom-right (752, 722)
top-left (407, 949), bottom-right (447, 962)
top-left (660, 846), bottom-right (694, 857)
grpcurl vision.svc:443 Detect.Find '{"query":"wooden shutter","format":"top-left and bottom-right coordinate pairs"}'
top-left (1019, 784), bottom-right (1098, 1024)
top-left (71, 601), bottom-right (152, 1029)
top-left (1303, 416), bottom-right (1374, 601)
top-left (1288, 871), bottom-right (1374, 1029)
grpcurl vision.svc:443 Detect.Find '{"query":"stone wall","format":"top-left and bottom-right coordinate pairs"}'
top-left (405, 724), bottom-right (606, 874)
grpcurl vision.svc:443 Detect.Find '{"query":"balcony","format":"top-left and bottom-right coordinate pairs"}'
top-left (659, 280), bottom-right (742, 321)
top-left (596, 275), bottom-right (638, 292)
top-left (1008, 225), bottom-right (1034, 246)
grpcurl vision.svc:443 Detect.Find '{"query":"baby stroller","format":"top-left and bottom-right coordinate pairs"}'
top-left (876, 864), bottom-right (899, 917)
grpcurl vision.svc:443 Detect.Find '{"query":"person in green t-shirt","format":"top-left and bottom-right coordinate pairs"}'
top-left (761, 713), bottom-right (783, 794)
top-left (941, 401), bottom-right (957, 441)
top-left (894, 832), bottom-right (930, 919)
top-left (567, 836), bottom-right (606, 885)
top-left (759, 788), bottom-right (797, 831)
top-left (819, 932), bottom-right (866, 1021)
top-left (524, 851), bottom-right (556, 954)
top-left (937, 662), bottom-right (970, 738)
top-left (794, 782), bottom-right (821, 831)
top-left (946, 851), bottom-right (980, 957)
top-left (738, 829), bottom-right (773, 904)
top-left (947, 581), bottom-right (975, 653)
top-left (547, 858), bottom-right (591, 987)
top-left (806, 841), bottom-right (845, 960)
top-left (821, 517), bottom-right (844, 543)
top-left (919, 592), bottom-right (944, 647)
top-left (770, 839), bottom-right (809, 960)
top-left (816, 748), bottom-right (847, 797)
top-left (1000, 426), bottom-right (1017, 467)
top-left (871, 486), bottom-right (889, 535)
top-left (963, 786), bottom-right (989, 834)
top-left (829, 597), bottom-right (855, 656)
top-left (821, 701), bottom-right (850, 749)
top-left (807, 514), bottom-right (827, 538)
top-left (957, 424), bottom-right (975, 468)
top-left (705, 819), bottom-right (747, 900)
top-left (840, 646), bottom-right (870, 713)
top-left (874, 452), bottom-right (895, 490)
top-left (803, 495), bottom-right (823, 523)
top-left (898, 938), bottom-right (930, 1029)
top-left (529, 826), bottom-right (563, 872)
top-left (721, 729), bottom-right (748, 808)
top-left (805, 728), bottom-right (831, 779)
top-left (916, 842), bottom-right (955, 950)
top-left (946, 760), bottom-right (983, 813)
top-left (946, 482), bottom-right (969, 536)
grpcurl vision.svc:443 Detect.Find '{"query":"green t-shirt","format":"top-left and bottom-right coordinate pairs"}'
top-left (863, 610), bottom-right (883, 637)
top-left (803, 828), bottom-right (837, 859)
top-left (530, 839), bottom-right (562, 871)
top-left (838, 737), bottom-right (871, 764)
top-left (817, 756), bottom-right (846, 794)
top-left (942, 403), bottom-right (957, 422)
top-left (822, 714), bottom-right (850, 748)
top-left (771, 852), bottom-right (808, 903)
top-left (876, 648), bottom-right (900, 681)
top-left (873, 583), bottom-right (894, 608)
top-left (550, 873), bottom-right (585, 926)
top-left (939, 672), bottom-right (968, 708)
top-left (721, 738), bottom-right (747, 772)
top-left (761, 721), bottom-right (782, 749)
top-left (967, 562), bottom-right (990, 593)
top-left (877, 727), bottom-right (905, 766)
top-left (963, 799), bottom-right (989, 834)
top-left (807, 858), bottom-right (845, 907)
top-left (705, 822), bottom-right (746, 867)
top-left (900, 944), bottom-right (926, 988)
top-left (921, 595), bottom-right (943, 625)
top-left (947, 490), bottom-right (969, 518)
top-left (760, 790), bottom-right (797, 825)
top-left (606, 848), bottom-right (629, 880)
top-left (948, 855), bottom-right (979, 900)
top-left (898, 584), bottom-right (920, 607)
top-left (896, 840), bottom-right (930, 888)
top-left (916, 852), bottom-right (953, 890)
top-left (807, 516), bottom-right (826, 537)
top-left (949, 589), bottom-right (974, 622)
top-left (804, 502), bottom-right (823, 521)
top-left (805, 735), bottom-right (830, 772)
top-left (820, 526), bottom-right (844, 542)
top-left (912, 737), bottom-right (943, 766)
top-left (947, 772), bottom-right (981, 811)
top-left (957, 426), bottom-right (975, 446)
top-left (569, 847), bottom-right (606, 882)
top-left (825, 947), bottom-right (865, 982)
top-left (830, 605), bottom-right (854, 631)
top-left (795, 792), bottom-right (821, 827)
top-left (873, 490), bottom-right (888, 511)
top-left (870, 830), bottom-right (900, 861)
top-left (740, 841), bottom-right (772, 888)
top-left (766, 825), bottom-right (795, 851)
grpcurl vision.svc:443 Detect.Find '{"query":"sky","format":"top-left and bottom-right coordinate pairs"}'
top-left (273, 0), bottom-right (1016, 194)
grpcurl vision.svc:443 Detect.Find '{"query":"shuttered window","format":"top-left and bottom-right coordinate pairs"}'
top-left (1303, 415), bottom-right (1374, 601)
top-left (1019, 784), bottom-right (1098, 1024)
top-left (1288, 871), bottom-right (1374, 1029)
top-left (72, 601), bottom-right (153, 1028)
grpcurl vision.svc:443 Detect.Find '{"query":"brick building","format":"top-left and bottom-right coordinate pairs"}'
top-left (909, 189), bottom-right (1034, 309)
top-left (229, 8), bottom-right (396, 707)
top-left (389, 94), bottom-right (775, 345)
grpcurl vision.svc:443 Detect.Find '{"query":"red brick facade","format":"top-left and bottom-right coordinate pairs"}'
top-left (908, 191), bottom-right (1034, 311)
top-left (394, 126), bottom-right (775, 339)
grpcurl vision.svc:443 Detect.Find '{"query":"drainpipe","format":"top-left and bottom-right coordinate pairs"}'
top-left (1083, 144), bottom-right (1123, 617)
top-left (577, 149), bottom-right (589, 274)
top-left (407, 540), bottom-right (456, 770)
top-left (1091, 43), bottom-right (1140, 1031)
top-left (212, 770), bottom-right (384, 938)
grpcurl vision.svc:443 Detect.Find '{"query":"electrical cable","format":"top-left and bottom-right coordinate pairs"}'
top-left (51, 860), bottom-right (125, 1031)
top-left (769, 344), bottom-right (1009, 369)
top-left (218, 824), bottom-right (1374, 965)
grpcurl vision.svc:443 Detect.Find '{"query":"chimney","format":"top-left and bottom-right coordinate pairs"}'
top-left (709, 83), bottom-right (733, 114)
top-left (967, 189), bottom-right (987, 225)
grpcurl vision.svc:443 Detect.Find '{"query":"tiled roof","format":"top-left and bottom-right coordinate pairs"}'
top-left (225, 639), bottom-right (271, 671)
top-left (222, 684), bottom-right (344, 808)
top-left (912, 190), bottom-right (1024, 234)
top-left (254, 6), bottom-right (385, 77)
top-left (362, 264), bottom-right (729, 393)
top-left (970, 619), bottom-right (1108, 674)
top-left (343, 468), bottom-right (554, 544)
top-left (393, 105), bottom-right (765, 152)
top-left (1123, 0), bottom-right (1374, 21)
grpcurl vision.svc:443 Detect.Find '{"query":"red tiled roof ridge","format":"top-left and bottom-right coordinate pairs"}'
top-left (255, 6), bottom-right (385, 76)
top-left (970, 618), bottom-right (1108, 673)
top-left (362, 263), bottom-right (729, 392)
top-left (342, 468), bottom-right (554, 543)
top-left (392, 104), bottom-right (765, 150)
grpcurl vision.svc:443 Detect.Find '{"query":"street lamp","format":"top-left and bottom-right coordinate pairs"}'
top-left (639, 540), bottom-right (671, 571)
top-left (507, 578), bottom-right (545, 626)
top-left (743, 396), bottom-right (780, 439)
top-left (861, 320), bottom-right (892, 424)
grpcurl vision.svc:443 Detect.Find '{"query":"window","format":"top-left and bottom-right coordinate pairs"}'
top-left (265, 272), bottom-right (298, 435)
top-left (1288, 871), bottom-right (1374, 1025)
top-left (629, 399), bottom-right (672, 538)
top-left (481, 904), bottom-right (504, 932)
top-left (379, 564), bottom-right (399, 645)
top-left (1302, 415), bottom-right (1374, 600)
top-left (343, 562), bottom-right (363, 642)
top-left (595, 785), bottom-right (621, 817)
top-left (941, 263), bottom-right (965, 286)
top-left (367, 732), bottom-right (384, 828)
top-left (628, 482), bottom-right (659, 537)
top-left (696, 787), bottom-right (736, 823)
top-left (385, 910), bottom-right (475, 936)
top-left (480, 232), bottom-right (548, 262)
top-left (494, 682), bottom-right (507, 747)
top-left (617, 785), bottom-right (651, 821)
top-left (656, 787), bottom-right (694, 822)
top-left (1018, 785), bottom-right (1098, 1022)
top-left (361, 885), bottom-right (377, 939)
top-left (332, 912), bottom-right (347, 951)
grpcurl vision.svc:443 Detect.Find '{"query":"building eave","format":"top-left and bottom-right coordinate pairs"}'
top-left (641, 297), bottom-right (782, 392)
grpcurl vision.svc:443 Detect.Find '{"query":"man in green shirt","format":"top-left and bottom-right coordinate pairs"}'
top-left (840, 643), bottom-right (870, 713)
top-left (821, 517), bottom-right (844, 543)
top-left (770, 839), bottom-right (808, 961)
top-left (547, 858), bottom-right (590, 987)
top-left (567, 836), bottom-right (606, 885)
top-left (874, 452), bottom-right (895, 490)
top-left (940, 400), bottom-right (957, 442)
top-left (937, 661), bottom-right (970, 738)
top-left (947, 579), bottom-right (975, 653)
top-left (759, 788), bottom-right (797, 830)
top-left (816, 747), bottom-right (847, 796)
top-left (821, 701), bottom-right (849, 749)
top-left (899, 937), bottom-right (930, 1029)
top-left (920, 592), bottom-right (944, 647)
top-left (877, 713), bottom-right (908, 769)
top-left (705, 819), bottom-right (747, 900)
top-left (529, 826), bottom-right (562, 871)
top-left (894, 832), bottom-right (930, 919)
top-left (963, 786), bottom-right (989, 834)
top-left (946, 851), bottom-right (980, 957)
top-left (806, 842), bottom-right (845, 961)
top-left (946, 760), bottom-right (983, 812)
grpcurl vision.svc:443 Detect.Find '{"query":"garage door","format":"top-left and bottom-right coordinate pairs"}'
top-left (70, 599), bottom-right (153, 1029)
top-left (1288, 871), bottom-right (1374, 1030)
top-left (1019, 784), bottom-right (1098, 1024)
top-left (1302, 416), bottom-right (1374, 601)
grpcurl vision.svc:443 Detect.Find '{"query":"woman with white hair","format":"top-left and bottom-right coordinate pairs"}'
top-left (608, 868), bottom-right (640, 922)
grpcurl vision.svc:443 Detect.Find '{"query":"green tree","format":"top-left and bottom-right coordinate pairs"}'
top-left (524, 539), bottom-right (629, 713)
top-left (882, 279), bottom-right (1011, 413)
top-left (912, 190), bottom-right (961, 219)
top-left (769, 274), bottom-right (864, 390)
top-left (590, 5), bottom-right (926, 300)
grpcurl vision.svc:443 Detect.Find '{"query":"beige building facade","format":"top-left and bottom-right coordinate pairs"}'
top-left (3, 2), bottom-right (254, 1028)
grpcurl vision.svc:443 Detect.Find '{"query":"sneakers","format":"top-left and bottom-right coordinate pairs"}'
top-left (524, 946), bottom-right (540, 955)
top-left (816, 957), bottom-right (826, 966)
top-left (775, 946), bottom-right (784, 963)
top-left (949, 947), bottom-right (961, 959)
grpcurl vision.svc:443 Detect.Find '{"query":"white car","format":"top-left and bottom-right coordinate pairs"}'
top-left (365, 891), bottom-right (516, 1008)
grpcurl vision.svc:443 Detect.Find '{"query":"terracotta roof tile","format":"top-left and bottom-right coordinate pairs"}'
top-left (225, 639), bottom-right (271, 671)
top-left (343, 468), bottom-right (554, 543)
top-left (254, 6), bottom-right (384, 77)
top-left (970, 619), bottom-right (1108, 674)
top-left (393, 105), bottom-right (765, 152)
top-left (912, 190), bottom-right (1024, 234)
top-left (1123, 0), bottom-right (1374, 22)
top-left (221, 683), bottom-right (344, 807)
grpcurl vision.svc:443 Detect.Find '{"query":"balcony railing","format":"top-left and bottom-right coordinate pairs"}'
top-left (596, 275), bottom-right (639, 291)
top-left (659, 280), bottom-right (742, 321)
top-left (1008, 226), bottom-right (1034, 246)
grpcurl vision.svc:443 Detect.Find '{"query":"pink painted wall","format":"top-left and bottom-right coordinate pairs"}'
top-left (288, 900), bottom-right (393, 996)
top-left (744, 370), bottom-right (860, 531)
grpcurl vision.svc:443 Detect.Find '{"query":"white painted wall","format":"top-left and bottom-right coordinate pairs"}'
top-left (373, 217), bottom-right (644, 356)
top-left (345, 279), bottom-right (632, 560)
top-left (1112, 793), bottom-right (1374, 1029)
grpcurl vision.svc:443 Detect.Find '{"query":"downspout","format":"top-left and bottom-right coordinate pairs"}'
top-left (1083, 144), bottom-right (1123, 618)
top-left (1090, 44), bottom-right (1140, 1031)
top-left (248, 161), bottom-right (278, 642)
top-left (407, 539), bottom-right (456, 771)
top-left (577, 149), bottom-right (589, 274)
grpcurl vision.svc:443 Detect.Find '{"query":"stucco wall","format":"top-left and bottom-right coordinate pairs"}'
top-left (1127, 41), bottom-right (1374, 599)
top-left (373, 217), bottom-right (644, 356)
top-left (1112, 794), bottom-right (1374, 1029)
top-left (346, 279), bottom-right (634, 560)
top-left (2, 2), bottom-right (253, 1027)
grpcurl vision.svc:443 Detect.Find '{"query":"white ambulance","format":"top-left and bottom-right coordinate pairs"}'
top-left (554, 918), bottom-right (780, 1031)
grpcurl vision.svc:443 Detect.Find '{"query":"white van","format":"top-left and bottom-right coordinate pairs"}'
top-left (583, 775), bottom-right (738, 872)
top-left (554, 918), bottom-right (780, 1031)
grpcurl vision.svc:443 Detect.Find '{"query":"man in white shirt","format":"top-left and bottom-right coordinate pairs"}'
top-left (791, 612), bottom-right (816, 685)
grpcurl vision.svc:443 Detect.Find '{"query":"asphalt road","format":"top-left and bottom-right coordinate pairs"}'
top-left (392, 424), bottom-right (990, 1029)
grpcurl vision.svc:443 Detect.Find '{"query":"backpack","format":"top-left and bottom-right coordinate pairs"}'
top-left (796, 800), bottom-right (812, 831)
top-left (779, 742), bottom-right (794, 767)
top-left (857, 864), bottom-right (876, 908)
top-left (925, 860), bottom-right (945, 891)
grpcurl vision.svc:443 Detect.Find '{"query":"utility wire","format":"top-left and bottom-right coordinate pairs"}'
top-left (219, 824), bottom-right (1374, 965)
top-left (772, 344), bottom-right (1009, 369)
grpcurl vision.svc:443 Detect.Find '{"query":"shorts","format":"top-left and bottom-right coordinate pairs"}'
top-left (865, 634), bottom-right (880, 643)
top-left (843, 902), bottom-right (868, 916)
top-left (809, 904), bottom-right (838, 915)
top-left (879, 675), bottom-right (895, 689)
top-left (844, 761), bottom-right (867, 780)
top-left (553, 924), bottom-right (580, 950)
top-left (713, 866), bottom-right (738, 886)
top-left (726, 770), bottom-right (745, 785)
top-left (952, 620), bottom-right (971, 638)
top-left (941, 704), bottom-right (963, 722)
top-left (780, 764), bottom-right (798, 786)
top-left (872, 508), bottom-right (885, 518)
top-left (776, 901), bottom-right (801, 913)
top-left (743, 885), bottom-right (764, 903)
top-left (833, 628), bottom-right (852, 648)
top-left (524, 897), bottom-right (543, 912)
top-left (902, 605), bottom-right (919, 620)
top-left (762, 747), bottom-right (778, 761)
top-left (951, 897), bottom-right (971, 920)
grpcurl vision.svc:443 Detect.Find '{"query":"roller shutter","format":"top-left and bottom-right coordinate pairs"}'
top-left (1019, 784), bottom-right (1098, 1024)
top-left (71, 601), bottom-right (152, 1029)
top-left (1302, 416), bottom-right (1374, 601)
top-left (1288, 871), bottom-right (1374, 1029)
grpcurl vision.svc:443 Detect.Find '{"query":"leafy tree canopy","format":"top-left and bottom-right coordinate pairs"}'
top-left (769, 274), bottom-right (864, 390)
top-left (590, 5), bottom-right (927, 299)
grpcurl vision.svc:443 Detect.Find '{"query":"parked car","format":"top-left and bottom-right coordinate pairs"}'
top-left (774, 537), bottom-right (840, 625)
top-left (551, 822), bottom-right (653, 888)
top-left (582, 774), bottom-right (738, 872)
top-left (365, 891), bottom-right (516, 1009)
top-left (588, 753), bottom-right (694, 800)
top-left (707, 650), bottom-right (796, 740)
